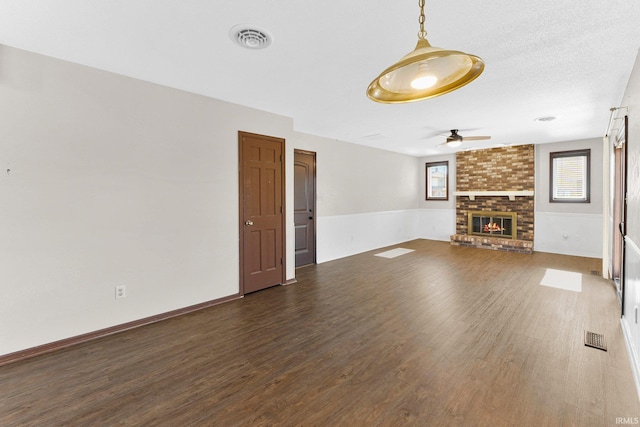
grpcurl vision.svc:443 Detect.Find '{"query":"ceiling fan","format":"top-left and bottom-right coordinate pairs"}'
top-left (437, 129), bottom-right (491, 148)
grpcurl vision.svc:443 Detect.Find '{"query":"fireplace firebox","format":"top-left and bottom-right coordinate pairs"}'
top-left (468, 211), bottom-right (517, 239)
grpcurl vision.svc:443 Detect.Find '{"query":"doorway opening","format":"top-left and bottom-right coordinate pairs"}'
top-left (612, 116), bottom-right (628, 311)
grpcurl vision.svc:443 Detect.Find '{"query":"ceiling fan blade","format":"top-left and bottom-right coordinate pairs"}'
top-left (461, 136), bottom-right (491, 141)
top-left (423, 130), bottom-right (450, 138)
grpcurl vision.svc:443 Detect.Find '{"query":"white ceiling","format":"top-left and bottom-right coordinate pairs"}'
top-left (1, 0), bottom-right (639, 156)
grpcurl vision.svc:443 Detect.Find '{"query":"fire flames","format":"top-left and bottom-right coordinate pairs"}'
top-left (483, 222), bottom-right (503, 232)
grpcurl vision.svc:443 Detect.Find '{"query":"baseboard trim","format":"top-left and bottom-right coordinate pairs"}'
top-left (0, 293), bottom-right (243, 367)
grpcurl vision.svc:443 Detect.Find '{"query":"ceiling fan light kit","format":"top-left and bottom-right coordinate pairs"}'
top-left (367, 0), bottom-right (484, 104)
top-left (446, 129), bottom-right (464, 147)
top-left (446, 139), bottom-right (463, 148)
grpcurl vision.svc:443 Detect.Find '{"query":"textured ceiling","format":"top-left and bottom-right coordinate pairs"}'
top-left (1, 0), bottom-right (639, 156)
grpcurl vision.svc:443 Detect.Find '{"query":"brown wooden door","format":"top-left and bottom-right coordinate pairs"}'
top-left (294, 150), bottom-right (316, 267)
top-left (239, 132), bottom-right (285, 294)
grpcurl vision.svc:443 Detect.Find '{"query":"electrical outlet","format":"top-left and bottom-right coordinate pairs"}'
top-left (115, 285), bottom-right (126, 299)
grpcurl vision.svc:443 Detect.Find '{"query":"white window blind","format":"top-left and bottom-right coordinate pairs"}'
top-left (550, 150), bottom-right (590, 202)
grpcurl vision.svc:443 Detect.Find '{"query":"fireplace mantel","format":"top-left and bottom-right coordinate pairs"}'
top-left (454, 190), bottom-right (534, 201)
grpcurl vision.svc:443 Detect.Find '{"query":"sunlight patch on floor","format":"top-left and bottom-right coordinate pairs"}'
top-left (540, 268), bottom-right (582, 292)
top-left (374, 248), bottom-right (415, 259)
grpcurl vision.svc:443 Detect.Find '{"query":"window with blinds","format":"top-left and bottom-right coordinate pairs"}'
top-left (549, 149), bottom-right (590, 203)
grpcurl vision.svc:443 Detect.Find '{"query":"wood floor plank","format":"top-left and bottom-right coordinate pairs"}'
top-left (1, 239), bottom-right (639, 426)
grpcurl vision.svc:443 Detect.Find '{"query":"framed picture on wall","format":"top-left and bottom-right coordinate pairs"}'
top-left (426, 161), bottom-right (448, 200)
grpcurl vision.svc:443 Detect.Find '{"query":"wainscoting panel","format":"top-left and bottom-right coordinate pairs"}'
top-left (317, 210), bottom-right (602, 263)
top-left (417, 208), bottom-right (456, 241)
top-left (316, 210), bottom-right (419, 263)
top-left (621, 236), bottom-right (640, 400)
top-left (534, 212), bottom-right (603, 258)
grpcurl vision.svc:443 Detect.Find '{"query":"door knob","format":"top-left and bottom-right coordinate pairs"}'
top-left (309, 217), bottom-right (313, 220)
top-left (245, 220), bottom-right (254, 226)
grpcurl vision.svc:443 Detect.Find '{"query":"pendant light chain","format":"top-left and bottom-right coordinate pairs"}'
top-left (418, 0), bottom-right (427, 39)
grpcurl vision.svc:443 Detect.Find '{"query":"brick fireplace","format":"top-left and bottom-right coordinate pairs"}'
top-left (450, 145), bottom-right (535, 254)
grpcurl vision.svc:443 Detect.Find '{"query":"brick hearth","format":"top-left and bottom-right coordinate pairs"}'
top-left (450, 234), bottom-right (533, 254)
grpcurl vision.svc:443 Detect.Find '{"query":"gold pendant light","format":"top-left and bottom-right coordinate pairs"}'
top-left (367, 0), bottom-right (484, 103)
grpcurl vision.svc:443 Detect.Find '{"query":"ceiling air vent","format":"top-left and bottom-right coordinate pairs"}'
top-left (230, 25), bottom-right (272, 50)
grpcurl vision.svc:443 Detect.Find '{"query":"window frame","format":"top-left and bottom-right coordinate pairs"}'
top-left (549, 149), bottom-right (591, 203)
top-left (425, 161), bottom-right (449, 201)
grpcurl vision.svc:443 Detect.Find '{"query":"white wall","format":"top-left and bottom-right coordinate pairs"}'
top-left (534, 138), bottom-right (604, 257)
top-left (294, 133), bottom-right (420, 262)
top-left (622, 54), bottom-right (640, 247)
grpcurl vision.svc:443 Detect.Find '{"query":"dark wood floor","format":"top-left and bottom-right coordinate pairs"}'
top-left (2, 239), bottom-right (639, 426)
